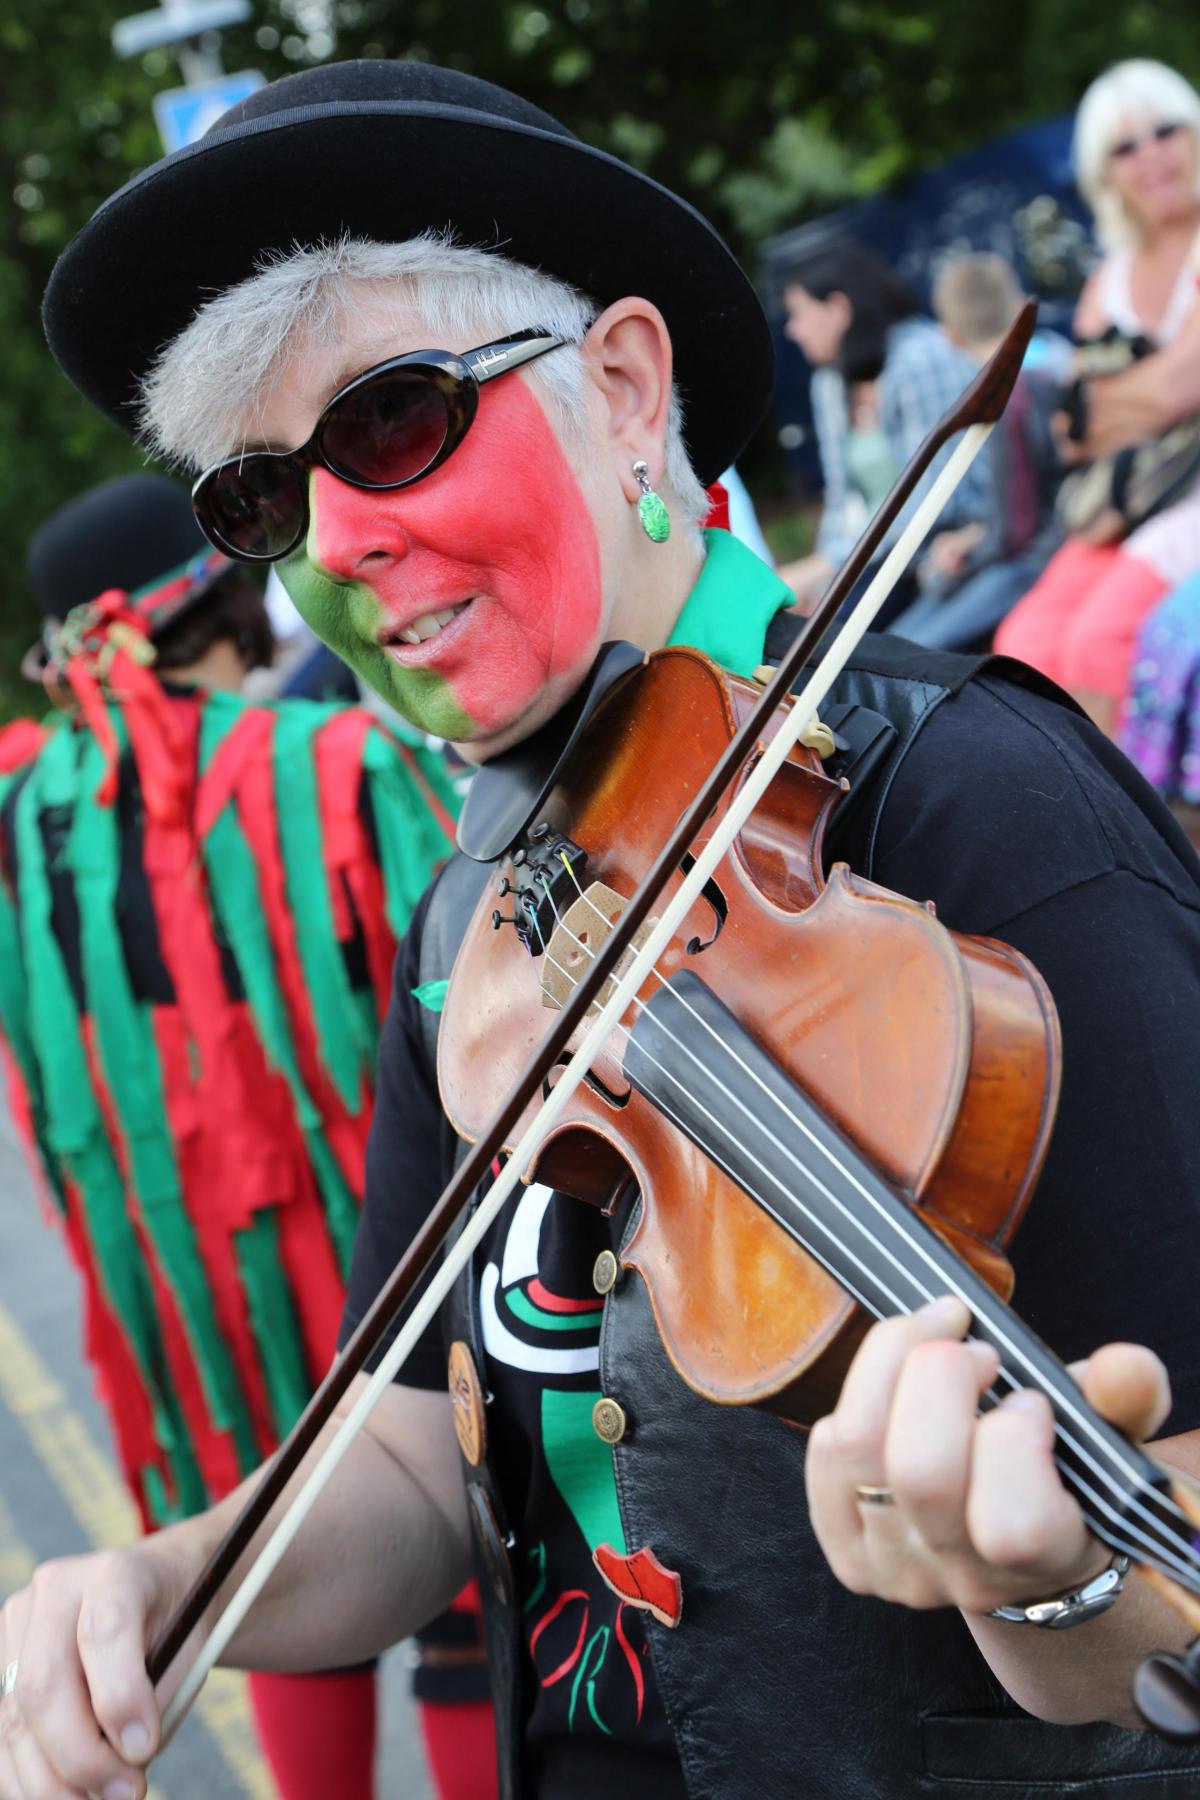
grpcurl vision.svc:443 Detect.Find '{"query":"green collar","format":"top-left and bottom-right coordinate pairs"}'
top-left (666, 529), bottom-right (793, 676)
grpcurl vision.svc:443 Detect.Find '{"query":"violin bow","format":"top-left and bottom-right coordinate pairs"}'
top-left (154, 302), bottom-right (1035, 1736)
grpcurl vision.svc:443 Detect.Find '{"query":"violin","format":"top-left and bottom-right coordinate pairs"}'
top-left (443, 642), bottom-right (1060, 1424)
top-left (147, 301), bottom-right (1200, 1744)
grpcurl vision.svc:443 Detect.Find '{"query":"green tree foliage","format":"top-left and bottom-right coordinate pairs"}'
top-left (2, 0), bottom-right (1199, 717)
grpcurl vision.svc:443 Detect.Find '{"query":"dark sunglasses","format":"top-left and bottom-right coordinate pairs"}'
top-left (191, 328), bottom-right (566, 563)
top-left (1109, 120), bottom-right (1185, 160)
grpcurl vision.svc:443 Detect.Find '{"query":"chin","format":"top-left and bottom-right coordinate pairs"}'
top-left (449, 694), bottom-right (544, 765)
top-left (454, 662), bottom-right (594, 764)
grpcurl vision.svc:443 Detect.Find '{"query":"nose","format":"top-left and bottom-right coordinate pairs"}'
top-left (306, 467), bottom-right (414, 580)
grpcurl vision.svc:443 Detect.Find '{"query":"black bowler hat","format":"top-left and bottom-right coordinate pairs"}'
top-left (23, 473), bottom-right (229, 678)
top-left (42, 60), bottom-right (773, 486)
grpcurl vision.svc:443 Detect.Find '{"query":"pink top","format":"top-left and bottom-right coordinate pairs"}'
top-left (1096, 241), bottom-right (1199, 344)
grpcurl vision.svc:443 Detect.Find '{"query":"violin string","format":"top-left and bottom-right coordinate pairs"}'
top-left (553, 882), bottom-right (1196, 1566)
top-left (615, 1007), bottom-right (1198, 1582)
top-left (528, 902), bottom-right (1193, 1578)
top-left (527, 865), bottom-right (1197, 1566)
top-left (529, 917), bottom-right (907, 1334)
top-left (629, 1034), bottom-right (1195, 1577)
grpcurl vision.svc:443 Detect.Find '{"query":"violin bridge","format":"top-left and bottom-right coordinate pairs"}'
top-left (540, 880), bottom-right (655, 1013)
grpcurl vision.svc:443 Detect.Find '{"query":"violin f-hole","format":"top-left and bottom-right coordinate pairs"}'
top-left (678, 851), bottom-right (727, 954)
top-left (542, 1049), bottom-right (631, 1109)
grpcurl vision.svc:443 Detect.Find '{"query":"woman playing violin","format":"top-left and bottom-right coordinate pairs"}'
top-left (8, 58), bottom-right (1200, 1800)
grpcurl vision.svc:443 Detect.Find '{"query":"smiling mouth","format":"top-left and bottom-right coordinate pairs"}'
top-left (380, 600), bottom-right (472, 649)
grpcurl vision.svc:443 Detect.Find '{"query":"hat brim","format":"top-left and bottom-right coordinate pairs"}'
top-left (43, 101), bottom-right (773, 486)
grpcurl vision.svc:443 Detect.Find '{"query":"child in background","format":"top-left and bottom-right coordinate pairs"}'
top-left (889, 254), bottom-right (1063, 651)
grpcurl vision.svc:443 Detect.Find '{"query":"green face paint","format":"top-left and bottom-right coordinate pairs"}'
top-left (279, 549), bottom-right (474, 741)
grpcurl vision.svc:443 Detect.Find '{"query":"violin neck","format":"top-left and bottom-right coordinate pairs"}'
top-left (623, 969), bottom-right (1200, 1598)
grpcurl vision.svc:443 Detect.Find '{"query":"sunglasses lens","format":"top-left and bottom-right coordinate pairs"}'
top-left (320, 368), bottom-right (453, 487)
top-left (200, 458), bottom-right (307, 560)
top-left (1112, 122), bottom-right (1183, 158)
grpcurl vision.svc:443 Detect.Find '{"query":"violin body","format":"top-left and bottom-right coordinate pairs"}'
top-left (439, 646), bottom-right (1061, 1423)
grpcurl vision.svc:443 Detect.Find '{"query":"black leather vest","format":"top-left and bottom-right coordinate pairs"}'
top-left (421, 635), bottom-right (1200, 1798)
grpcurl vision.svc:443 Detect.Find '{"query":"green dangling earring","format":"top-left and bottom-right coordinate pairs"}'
top-left (633, 459), bottom-right (671, 543)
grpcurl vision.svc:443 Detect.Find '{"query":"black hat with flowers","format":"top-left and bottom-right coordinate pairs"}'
top-left (42, 59), bottom-right (773, 486)
top-left (23, 473), bottom-right (229, 679)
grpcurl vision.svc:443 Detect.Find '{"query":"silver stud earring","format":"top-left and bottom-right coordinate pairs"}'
top-left (633, 460), bottom-right (671, 543)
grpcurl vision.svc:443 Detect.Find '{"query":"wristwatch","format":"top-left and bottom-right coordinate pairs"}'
top-left (988, 1552), bottom-right (1131, 1629)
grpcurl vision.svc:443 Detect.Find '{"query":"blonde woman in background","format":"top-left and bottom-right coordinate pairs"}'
top-left (997, 59), bottom-right (1200, 731)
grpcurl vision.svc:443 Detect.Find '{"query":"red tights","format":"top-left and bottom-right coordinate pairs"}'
top-left (247, 1667), bottom-right (377, 1800)
top-left (418, 1696), bottom-right (500, 1800)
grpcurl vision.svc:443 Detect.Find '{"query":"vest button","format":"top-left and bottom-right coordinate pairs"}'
top-left (592, 1250), bottom-right (619, 1294)
top-left (447, 1340), bottom-right (488, 1466)
top-left (592, 1396), bottom-right (628, 1444)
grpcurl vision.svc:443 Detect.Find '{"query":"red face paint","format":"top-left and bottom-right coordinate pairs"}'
top-left (303, 375), bottom-right (605, 749)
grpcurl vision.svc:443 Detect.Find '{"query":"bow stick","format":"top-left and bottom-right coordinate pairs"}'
top-left (155, 300), bottom-right (1036, 1735)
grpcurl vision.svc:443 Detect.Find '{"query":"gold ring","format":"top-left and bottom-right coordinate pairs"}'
top-left (854, 1484), bottom-right (895, 1507)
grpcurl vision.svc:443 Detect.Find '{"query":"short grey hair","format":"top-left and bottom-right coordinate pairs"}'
top-left (1073, 60), bottom-right (1200, 252)
top-left (138, 232), bottom-right (710, 528)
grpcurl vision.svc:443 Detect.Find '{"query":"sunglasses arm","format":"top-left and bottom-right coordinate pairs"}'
top-left (467, 329), bottom-right (565, 383)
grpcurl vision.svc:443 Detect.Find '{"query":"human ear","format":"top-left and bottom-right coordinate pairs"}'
top-left (827, 290), bottom-right (853, 335)
top-left (581, 298), bottom-right (674, 501)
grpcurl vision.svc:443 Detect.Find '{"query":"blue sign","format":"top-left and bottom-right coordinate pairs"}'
top-left (152, 69), bottom-right (264, 153)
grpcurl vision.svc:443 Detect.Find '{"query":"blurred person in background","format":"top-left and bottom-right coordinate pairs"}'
top-left (777, 237), bottom-right (989, 618)
top-left (888, 253), bottom-right (1063, 651)
top-left (0, 474), bottom-right (478, 1800)
top-left (1119, 563), bottom-right (1200, 820)
top-left (996, 60), bottom-right (1200, 732)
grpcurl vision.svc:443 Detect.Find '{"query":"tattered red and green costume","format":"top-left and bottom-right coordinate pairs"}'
top-left (0, 676), bottom-right (459, 1527)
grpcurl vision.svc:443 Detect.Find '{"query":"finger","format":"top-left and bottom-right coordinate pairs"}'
top-left (828, 1297), bottom-right (971, 1484)
top-left (0, 1652), bottom-right (19, 1793)
top-left (806, 1298), bottom-right (973, 1598)
top-left (10, 1717), bottom-right (83, 1800)
top-left (0, 1591), bottom-right (29, 1794)
top-left (885, 1337), bottom-right (999, 1552)
top-left (1076, 1344), bottom-right (1172, 1444)
top-left (966, 1388), bottom-right (1089, 1587)
top-left (12, 1713), bottom-right (139, 1800)
top-left (17, 1566), bottom-right (146, 1798)
top-left (75, 1560), bottom-right (161, 1773)
top-left (805, 1415), bottom-right (873, 1595)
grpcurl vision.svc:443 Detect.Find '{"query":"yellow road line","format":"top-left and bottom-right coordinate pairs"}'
top-left (196, 1669), bottom-right (275, 1798)
top-left (0, 1310), bottom-right (141, 1547)
top-left (0, 1302), bottom-right (273, 1798)
top-left (0, 1487), bottom-right (35, 1593)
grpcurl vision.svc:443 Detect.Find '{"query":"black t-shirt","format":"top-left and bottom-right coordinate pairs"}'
top-left (341, 663), bottom-right (1200, 1797)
